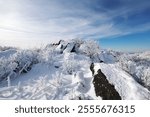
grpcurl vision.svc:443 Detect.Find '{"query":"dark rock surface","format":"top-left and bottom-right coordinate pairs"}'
top-left (90, 63), bottom-right (121, 100)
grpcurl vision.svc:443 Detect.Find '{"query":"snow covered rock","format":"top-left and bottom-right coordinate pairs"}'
top-left (63, 43), bottom-right (75, 53)
top-left (94, 63), bottom-right (150, 100)
top-left (99, 50), bottom-right (117, 63)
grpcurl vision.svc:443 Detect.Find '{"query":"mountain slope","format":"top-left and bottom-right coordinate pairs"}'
top-left (0, 39), bottom-right (150, 100)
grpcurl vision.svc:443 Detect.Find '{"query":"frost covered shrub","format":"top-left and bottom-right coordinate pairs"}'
top-left (62, 52), bottom-right (90, 75)
top-left (62, 59), bottom-right (80, 75)
top-left (38, 46), bottom-right (57, 65)
top-left (143, 68), bottom-right (150, 86)
top-left (134, 66), bottom-right (150, 87)
top-left (0, 58), bottom-right (17, 81)
top-left (79, 40), bottom-right (100, 60)
top-left (12, 50), bottom-right (38, 73)
top-left (119, 59), bottom-right (136, 75)
top-left (0, 49), bottom-right (39, 82)
top-left (49, 73), bottom-right (68, 99)
top-left (62, 53), bottom-right (80, 74)
top-left (119, 54), bottom-right (150, 89)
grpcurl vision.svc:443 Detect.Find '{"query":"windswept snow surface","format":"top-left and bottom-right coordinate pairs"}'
top-left (94, 63), bottom-right (150, 100)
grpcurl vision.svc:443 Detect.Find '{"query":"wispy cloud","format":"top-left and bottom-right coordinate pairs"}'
top-left (0, 0), bottom-right (150, 48)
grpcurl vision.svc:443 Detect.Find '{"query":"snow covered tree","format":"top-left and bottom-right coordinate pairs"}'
top-left (79, 40), bottom-right (100, 61)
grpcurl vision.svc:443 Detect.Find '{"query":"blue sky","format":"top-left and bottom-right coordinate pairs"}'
top-left (0, 0), bottom-right (150, 51)
top-left (100, 31), bottom-right (150, 52)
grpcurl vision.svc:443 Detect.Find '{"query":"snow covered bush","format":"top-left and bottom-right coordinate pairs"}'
top-left (143, 68), bottom-right (150, 86)
top-left (79, 40), bottom-right (100, 60)
top-left (0, 58), bottom-right (17, 81)
top-left (62, 58), bottom-right (80, 74)
top-left (49, 72), bottom-right (69, 99)
top-left (11, 49), bottom-right (38, 74)
top-left (119, 59), bottom-right (136, 75)
top-left (118, 53), bottom-right (150, 89)
top-left (0, 49), bottom-right (39, 82)
top-left (38, 46), bottom-right (57, 65)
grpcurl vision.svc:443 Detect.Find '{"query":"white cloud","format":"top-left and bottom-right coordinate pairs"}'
top-left (0, 0), bottom-right (149, 48)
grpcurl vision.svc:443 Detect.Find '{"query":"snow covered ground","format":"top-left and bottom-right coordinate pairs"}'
top-left (0, 62), bottom-right (95, 100)
top-left (0, 50), bottom-right (96, 100)
top-left (0, 39), bottom-right (150, 100)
